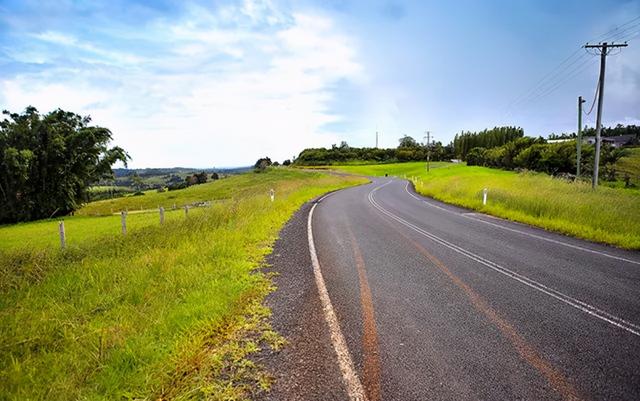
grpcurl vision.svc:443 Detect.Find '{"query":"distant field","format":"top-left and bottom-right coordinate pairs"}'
top-left (80, 173), bottom-right (288, 216)
top-left (332, 162), bottom-right (640, 249)
top-left (0, 169), bottom-right (367, 400)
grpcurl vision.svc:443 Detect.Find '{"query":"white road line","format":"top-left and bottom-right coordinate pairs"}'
top-left (402, 181), bottom-right (640, 266)
top-left (308, 202), bottom-right (368, 401)
top-left (369, 184), bottom-right (640, 337)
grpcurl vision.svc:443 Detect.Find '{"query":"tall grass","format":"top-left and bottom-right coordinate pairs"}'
top-left (0, 169), bottom-right (367, 400)
top-left (334, 162), bottom-right (640, 249)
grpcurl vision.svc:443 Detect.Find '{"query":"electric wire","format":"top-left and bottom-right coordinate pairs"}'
top-left (588, 15), bottom-right (640, 43)
top-left (503, 14), bottom-right (637, 119)
top-left (584, 76), bottom-right (599, 116)
top-left (503, 51), bottom-right (587, 117)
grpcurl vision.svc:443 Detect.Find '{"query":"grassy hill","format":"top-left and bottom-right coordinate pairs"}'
top-left (332, 162), bottom-right (640, 249)
top-left (0, 169), bottom-right (367, 400)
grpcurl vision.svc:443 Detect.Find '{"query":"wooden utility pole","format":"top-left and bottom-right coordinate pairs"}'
top-left (576, 96), bottom-right (586, 178)
top-left (584, 41), bottom-right (628, 188)
top-left (376, 131), bottom-right (379, 148)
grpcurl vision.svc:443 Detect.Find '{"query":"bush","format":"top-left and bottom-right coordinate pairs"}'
top-left (466, 147), bottom-right (486, 166)
top-left (168, 182), bottom-right (188, 191)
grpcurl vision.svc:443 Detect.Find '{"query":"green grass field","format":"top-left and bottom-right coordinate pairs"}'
top-left (0, 168), bottom-right (367, 400)
top-left (333, 162), bottom-right (640, 249)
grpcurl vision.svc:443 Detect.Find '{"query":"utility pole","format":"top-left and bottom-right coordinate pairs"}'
top-left (576, 96), bottom-right (585, 178)
top-left (424, 131), bottom-right (431, 173)
top-left (584, 41), bottom-right (628, 188)
top-left (376, 131), bottom-right (379, 148)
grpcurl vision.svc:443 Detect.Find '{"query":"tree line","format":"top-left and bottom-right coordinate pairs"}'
top-left (465, 137), bottom-right (628, 181)
top-left (294, 138), bottom-right (455, 165)
top-left (548, 124), bottom-right (640, 142)
top-left (452, 126), bottom-right (524, 160)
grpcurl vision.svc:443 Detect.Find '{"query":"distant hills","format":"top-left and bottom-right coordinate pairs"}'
top-left (113, 166), bottom-right (252, 177)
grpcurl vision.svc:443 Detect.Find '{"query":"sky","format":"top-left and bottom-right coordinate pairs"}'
top-left (1, 0), bottom-right (639, 168)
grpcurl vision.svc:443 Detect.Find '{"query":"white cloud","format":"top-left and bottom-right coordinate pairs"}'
top-left (0, 1), bottom-right (363, 167)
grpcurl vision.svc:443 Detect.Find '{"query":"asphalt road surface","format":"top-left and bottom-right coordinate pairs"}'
top-left (260, 177), bottom-right (640, 401)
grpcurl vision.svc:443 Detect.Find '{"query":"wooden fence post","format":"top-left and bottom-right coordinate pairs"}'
top-left (159, 207), bottom-right (165, 225)
top-left (59, 221), bottom-right (66, 249)
top-left (121, 211), bottom-right (127, 235)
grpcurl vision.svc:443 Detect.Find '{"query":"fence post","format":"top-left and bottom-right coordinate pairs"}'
top-left (59, 221), bottom-right (66, 249)
top-left (483, 188), bottom-right (488, 205)
top-left (121, 211), bottom-right (127, 235)
top-left (159, 206), bottom-right (165, 225)
top-left (270, 188), bottom-right (275, 202)
top-left (184, 205), bottom-right (189, 217)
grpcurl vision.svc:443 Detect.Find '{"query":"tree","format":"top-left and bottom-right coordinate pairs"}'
top-left (185, 175), bottom-right (198, 186)
top-left (282, 159), bottom-right (291, 166)
top-left (254, 157), bottom-right (272, 172)
top-left (194, 171), bottom-right (208, 184)
top-left (0, 107), bottom-right (129, 223)
top-left (398, 135), bottom-right (419, 148)
top-left (210, 172), bottom-right (220, 180)
top-left (131, 173), bottom-right (144, 192)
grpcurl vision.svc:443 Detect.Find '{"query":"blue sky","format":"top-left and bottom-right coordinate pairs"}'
top-left (1, 0), bottom-right (639, 167)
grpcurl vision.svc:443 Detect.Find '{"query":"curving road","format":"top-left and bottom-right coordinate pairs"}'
top-left (261, 177), bottom-right (640, 401)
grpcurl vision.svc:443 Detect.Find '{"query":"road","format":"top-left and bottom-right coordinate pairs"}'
top-left (260, 177), bottom-right (640, 401)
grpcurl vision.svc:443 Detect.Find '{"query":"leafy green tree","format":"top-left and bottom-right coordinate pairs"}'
top-left (210, 172), bottom-right (220, 180)
top-left (131, 173), bottom-right (144, 191)
top-left (194, 171), bottom-right (208, 184)
top-left (254, 157), bottom-right (272, 172)
top-left (466, 147), bottom-right (486, 166)
top-left (0, 107), bottom-right (129, 223)
top-left (398, 135), bottom-right (419, 148)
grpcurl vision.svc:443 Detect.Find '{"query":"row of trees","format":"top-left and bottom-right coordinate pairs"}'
top-left (167, 172), bottom-right (219, 191)
top-left (453, 126), bottom-right (524, 160)
top-left (466, 138), bottom-right (627, 180)
top-left (294, 138), bottom-right (455, 165)
top-left (549, 124), bottom-right (640, 141)
top-left (0, 107), bottom-right (128, 224)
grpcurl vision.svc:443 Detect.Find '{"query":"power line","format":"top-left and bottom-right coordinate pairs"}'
top-left (507, 55), bottom-right (594, 114)
top-left (589, 15), bottom-right (640, 43)
top-left (584, 76), bottom-right (600, 116)
top-left (608, 23), bottom-right (640, 42)
top-left (526, 58), bottom-right (596, 104)
top-left (503, 14), bottom-right (640, 118)
top-left (614, 28), bottom-right (640, 43)
top-left (502, 49), bottom-right (585, 116)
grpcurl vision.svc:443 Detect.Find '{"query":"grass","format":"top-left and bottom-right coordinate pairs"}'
top-left (332, 162), bottom-right (640, 250)
top-left (615, 147), bottom-right (640, 186)
top-left (0, 168), bottom-right (367, 400)
top-left (79, 172), bottom-right (302, 217)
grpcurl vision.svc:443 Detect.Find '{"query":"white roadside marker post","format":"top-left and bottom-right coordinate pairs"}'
top-left (270, 188), bottom-right (275, 202)
top-left (59, 221), bottom-right (66, 249)
top-left (483, 188), bottom-right (488, 206)
top-left (121, 211), bottom-right (127, 235)
top-left (184, 205), bottom-right (189, 217)
top-left (159, 207), bottom-right (165, 225)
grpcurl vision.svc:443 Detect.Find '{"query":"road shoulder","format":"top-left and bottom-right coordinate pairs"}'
top-left (254, 201), bottom-right (349, 401)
